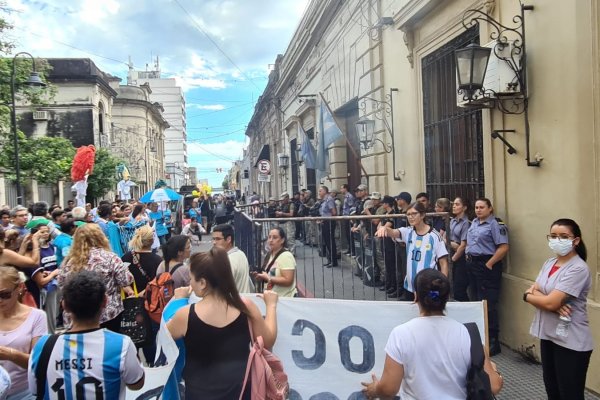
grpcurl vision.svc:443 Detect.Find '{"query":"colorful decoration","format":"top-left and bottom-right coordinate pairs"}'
top-left (70, 145), bottom-right (96, 207)
top-left (116, 164), bottom-right (131, 180)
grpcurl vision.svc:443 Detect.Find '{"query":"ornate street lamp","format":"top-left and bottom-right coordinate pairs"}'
top-left (455, 43), bottom-right (491, 102)
top-left (10, 52), bottom-right (46, 204)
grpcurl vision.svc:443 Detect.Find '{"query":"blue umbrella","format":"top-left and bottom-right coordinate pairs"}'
top-left (139, 188), bottom-right (181, 203)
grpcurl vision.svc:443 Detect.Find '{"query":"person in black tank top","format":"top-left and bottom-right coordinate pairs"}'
top-left (167, 247), bottom-right (279, 400)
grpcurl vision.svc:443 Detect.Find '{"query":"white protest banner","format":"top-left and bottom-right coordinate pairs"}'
top-left (125, 319), bottom-right (179, 400)
top-left (247, 297), bottom-right (486, 400)
top-left (137, 297), bottom-right (485, 400)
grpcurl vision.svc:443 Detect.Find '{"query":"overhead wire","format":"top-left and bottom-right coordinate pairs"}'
top-left (172, 0), bottom-right (263, 92)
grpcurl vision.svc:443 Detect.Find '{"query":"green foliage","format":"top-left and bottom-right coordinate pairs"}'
top-left (86, 148), bottom-right (123, 201)
top-left (0, 134), bottom-right (75, 184)
top-left (222, 178), bottom-right (229, 190)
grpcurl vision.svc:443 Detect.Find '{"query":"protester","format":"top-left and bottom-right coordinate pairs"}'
top-left (9, 206), bottom-right (29, 238)
top-left (58, 223), bottom-right (134, 332)
top-left (148, 202), bottom-right (169, 245)
top-left (156, 235), bottom-right (192, 289)
top-left (0, 229), bottom-right (40, 270)
top-left (0, 267), bottom-right (47, 400)
top-left (524, 218), bottom-right (593, 399)
top-left (0, 209), bottom-right (10, 229)
top-left (29, 271), bottom-right (145, 399)
top-left (375, 202), bottom-right (448, 301)
top-left (254, 227), bottom-right (297, 297)
top-left (167, 248), bottom-right (278, 399)
top-left (181, 217), bottom-right (205, 244)
top-left (27, 224), bottom-right (61, 333)
top-left (361, 268), bottom-right (502, 399)
top-left (212, 224), bottom-right (253, 293)
top-left (465, 198), bottom-right (509, 356)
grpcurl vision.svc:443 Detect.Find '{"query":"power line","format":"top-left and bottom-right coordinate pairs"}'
top-left (189, 143), bottom-right (237, 162)
top-left (14, 26), bottom-right (130, 66)
top-left (186, 101), bottom-right (254, 119)
top-left (173, 0), bottom-right (263, 92)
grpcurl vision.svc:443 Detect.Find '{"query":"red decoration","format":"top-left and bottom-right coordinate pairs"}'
top-left (71, 145), bottom-right (96, 182)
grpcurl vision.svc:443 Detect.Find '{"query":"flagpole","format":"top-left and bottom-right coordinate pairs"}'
top-left (319, 92), bottom-right (369, 183)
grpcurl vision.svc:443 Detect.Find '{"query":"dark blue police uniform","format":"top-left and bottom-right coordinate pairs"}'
top-left (466, 214), bottom-right (509, 355)
top-left (450, 214), bottom-right (470, 301)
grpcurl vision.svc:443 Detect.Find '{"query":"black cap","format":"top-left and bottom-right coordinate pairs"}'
top-left (395, 192), bottom-right (412, 204)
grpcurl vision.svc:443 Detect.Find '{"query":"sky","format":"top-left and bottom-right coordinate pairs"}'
top-left (4, 0), bottom-right (310, 188)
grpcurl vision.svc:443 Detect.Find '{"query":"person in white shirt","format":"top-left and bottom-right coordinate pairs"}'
top-left (211, 224), bottom-right (253, 293)
top-left (361, 268), bottom-right (503, 399)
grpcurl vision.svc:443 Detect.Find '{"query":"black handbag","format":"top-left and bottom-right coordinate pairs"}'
top-left (120, 283), bottom-right (151, 346)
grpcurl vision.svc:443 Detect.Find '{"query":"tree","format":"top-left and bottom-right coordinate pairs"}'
top-left (222, 178), bottom-right (229, 190)
top-left (0, 134), bottom-right (75, 183)
top-left (86, 148), bottom-right (123, 201)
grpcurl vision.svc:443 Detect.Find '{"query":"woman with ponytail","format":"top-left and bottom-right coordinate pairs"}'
top-left (155, 235), bottom-right (191, 289)
top-left (362, 269), bottom-right (502, 399)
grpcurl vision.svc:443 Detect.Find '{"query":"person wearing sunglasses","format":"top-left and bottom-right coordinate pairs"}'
top-left (375, 202), bottom-right (448, 302)
top-left (524, 219), bottom-right (593, 399)
top-left (0, 267), bottom-right (47, 399)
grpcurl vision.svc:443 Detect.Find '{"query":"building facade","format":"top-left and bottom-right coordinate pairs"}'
top-left (12, 58), bottom-right (168, 203)
top-left (111, 83), bottom-right (168, 195)
top-left (245, 0), bottom-right (600, 391)
top-left (128, 62), bottom-right (188, 190)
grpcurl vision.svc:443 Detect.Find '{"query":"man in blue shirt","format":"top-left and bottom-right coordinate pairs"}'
top-left (319, 185), bottom-right (338, 267)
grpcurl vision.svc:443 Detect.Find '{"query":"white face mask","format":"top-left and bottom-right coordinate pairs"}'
top-left (548, 238), bottom-right (574, 256)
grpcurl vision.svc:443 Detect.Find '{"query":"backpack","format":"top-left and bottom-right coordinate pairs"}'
top-left (464, 323), bottom-right (494, 400)
top-left (240, 318), bottom-right (289, 400)
top-left (144, 262), bottom-right (183, 324)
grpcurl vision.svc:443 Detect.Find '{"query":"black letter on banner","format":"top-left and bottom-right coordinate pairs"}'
top-left (135, 386), bottom-right (165, 400)
top-left (291, 319), bottom-right (326, 370)
top-left (338, 325), bottom-right (375, 373)
top-left (309, 393), bottom-right (339, 400)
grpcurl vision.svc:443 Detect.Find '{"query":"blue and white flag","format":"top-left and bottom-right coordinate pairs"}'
top-left (299, 124), bottom-right (316, 169)
top-left (316, 96), bottom-right (344, 173)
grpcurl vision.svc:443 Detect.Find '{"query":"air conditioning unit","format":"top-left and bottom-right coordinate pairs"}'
top-left (33, 110), bottom-right (49, 120)
top-left (457, 40), bottom-right (522, 108)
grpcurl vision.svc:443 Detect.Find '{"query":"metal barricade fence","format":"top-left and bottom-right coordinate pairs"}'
top-left (233, 210), bottom-right (263, 272)
top-left (240, 211), bottom-right (451, 301)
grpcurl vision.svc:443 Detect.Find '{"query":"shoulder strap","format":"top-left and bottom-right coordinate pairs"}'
top-left (239, 314), bottom-right (256, 400)
top-left (262, 248), bottom-right (285, 273)
top-left (170, 262), bottom-right (184, 276)
top-left (36, 334), bottom-right (60, 399)
top-left (464, 322), bottom-right (485, 368)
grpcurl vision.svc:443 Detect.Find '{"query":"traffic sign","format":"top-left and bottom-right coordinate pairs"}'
top-left (257, 159), bottom-right (271, 175)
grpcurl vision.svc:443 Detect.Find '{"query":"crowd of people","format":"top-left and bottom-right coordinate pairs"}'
top-left (0, 189), bottom-right (592, 399)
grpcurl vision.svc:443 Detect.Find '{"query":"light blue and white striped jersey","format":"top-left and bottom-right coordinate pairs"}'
top-left (28, 328), bottom-right (144, 400)
top-left (397, 227), bottom-right (448, 293)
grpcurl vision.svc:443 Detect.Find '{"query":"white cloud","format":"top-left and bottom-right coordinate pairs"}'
top-left (187, 104), bottom-right (225, 111)
top-left (187, 140), bottom-right (246, 161)
top-left (6, 0), bottom-right (311, 82)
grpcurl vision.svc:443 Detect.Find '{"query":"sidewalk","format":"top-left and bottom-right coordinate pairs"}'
top-left (495, 345), bottom-right (599, 399)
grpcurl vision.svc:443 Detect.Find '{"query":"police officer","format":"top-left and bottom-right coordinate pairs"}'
top-left (465, 198), bottom-right (509, 356)
top-left (275, 192), bottom-right (296, 254)
top-left (318, 185), bottom-right (338, 267)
